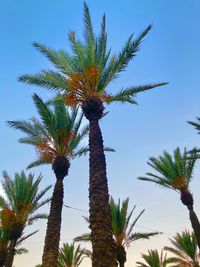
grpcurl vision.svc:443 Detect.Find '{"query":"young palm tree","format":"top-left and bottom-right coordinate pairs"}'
top-left (58, 242), bottom-right (90, 267)
top-left (18, 3), bottom-right (167, 266)
top-left (136, 250), bottom-right (170, 267)
top-left (74, 197), bottom-right (160, 267)
top-left (8, 94), bottom-right (90, 267)
top-left (164, 230), bottom-right (200, 267)
top-left (138, 147), bottom-right (200, 250)
top-left (0, 171), bottom-right (50, 267)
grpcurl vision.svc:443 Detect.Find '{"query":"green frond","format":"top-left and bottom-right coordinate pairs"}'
top-left (83, 2), bottom-right (95, 64)
top-left (74, 233), bottom-right (91, 243)
top-left (138, 147), bottom-right (197, 191)
top-left (109, 83), bottom-right (168, 104)
top-left (18, 71), bottom-right (67, 92)
top-left (33, 42), bottom-right (75, 75)
top-left (27, 159), bottom-right (50, 169)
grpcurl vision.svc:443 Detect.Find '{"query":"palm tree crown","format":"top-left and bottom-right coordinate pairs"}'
top-left (136, 250), bottom-right (170, 267)
top-left (164, 230), bottom-right (200, 267)
top-left (138, 147), bottom-right (197, 193)
top-left (0, 171), bottom-right (51, 238)
top-left (58, 242), bottom-right (89, 267)
top-left (0, 171), bottom-right (51, 267)
top-left (18, 2), bottom-right (167, 110)
top-left (74, 197), bottom-right (159, 267)
top-left (8, 94), bottom-right (88, 170)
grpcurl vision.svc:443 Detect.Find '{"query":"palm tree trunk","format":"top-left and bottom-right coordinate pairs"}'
top-left (189, 209), bottom-right (200, 250)
top-left (5, 239), bottom-right (17, 267)
top-left (116, 245), bottom-right (126, 267)
top-left (180, 189), bottom-right (200, 250)
top-left (88, 118), bottom-right (117, 267)
top-left (42, 178), bottom-right (64, 267)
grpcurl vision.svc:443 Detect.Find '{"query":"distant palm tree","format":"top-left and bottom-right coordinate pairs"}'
top-left (136, 249), bottom-right (170, 267)
top-left (8, 94), bottom-right (90, 267)
top-left (164, 230), bottom-right (200, 267)
top-left (58, 243), bottom-right (90, 267)
top-left (75, 197), bottom-right (160, 267)
top-left (0, 171), bottom-right (50, 267)
top-left (138, 147), bottom-right (200, 250)
top-left (18, 2), bottom-right (167, 266)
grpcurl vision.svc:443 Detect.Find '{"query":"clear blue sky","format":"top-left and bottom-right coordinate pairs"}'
top-left (1, 0), bottom-right (200, 266)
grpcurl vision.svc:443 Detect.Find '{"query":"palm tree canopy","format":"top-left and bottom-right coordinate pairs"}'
top-left (18, 2), bottom-right (167, 107)
top-left (58, 242), bottom-right (89, 267)
top-left (74, 197), bottom-right (160, 247)
top-left (164, 230), bottom-right (200, 266)
top-left (138, 148), bottom-right (197, 192)
top-left (110, 197), bottom-right (160, 247)
top-left (136, 250), bottom-right (170, 267)
top-left (8, 94), bottom-right (89, 169)
top-left (0, 171), bottom-right (51, 237)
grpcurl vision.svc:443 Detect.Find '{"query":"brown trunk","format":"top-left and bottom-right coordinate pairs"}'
top-left (189, 209), bottom-right (200, 250)
top-left (42, 178), bottom-right (64, 267)
top-left (88, 118), bottom-right (117, 267)
top-left (180, 189), bottom-right (200, 250)
top-left (116, 245), bottom-right (126, 267)
top-left (5, 239), bottom-right (17, 267)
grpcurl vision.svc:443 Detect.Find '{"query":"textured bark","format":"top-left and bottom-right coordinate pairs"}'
top-left (180, 190), bottom-right (200, 250)
top-left (87, 118), bottom-right (117, 267)
top-left (189, 209), bottom-right (200, 250)
top-left (5, 239), bottom-right (17, 267)
top-left (116, 245), bottom-right (126, 267)
top-left (42, 178), bottom-right (65, 267)
top-left (0, 250), bottom-right (7, 267)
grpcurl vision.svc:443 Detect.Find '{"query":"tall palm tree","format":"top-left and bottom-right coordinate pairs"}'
top-left (75, 197), bottom-right (160, 267)
top-left (8, 94), bottom-right (90, 267)
top-left (136, 250), bottom-right (170, 267)
top-left (0, 171), bottom-right (50, 267)
top-left (164, 230), bottom-right (200, 267)
top-left (18, 3), bottom-right (167, 266)
top-left (58, 242), bottom-right (90, 267)
top-left (138, 147), bottom-right (200, 250)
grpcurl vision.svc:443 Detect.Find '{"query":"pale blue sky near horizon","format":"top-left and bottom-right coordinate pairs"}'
top-left (1, 0), bottom-right (200, 266)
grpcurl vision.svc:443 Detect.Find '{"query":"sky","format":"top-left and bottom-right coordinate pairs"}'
top-left (1, 0), bottom-right (200, 266)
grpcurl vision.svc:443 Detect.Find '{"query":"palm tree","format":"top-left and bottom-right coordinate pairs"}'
top-left (138, 147), bottom-right (200, 250)
top-left (0, 223), bottom-right (9, 267)
top-left (18, 3), bottom-right (167, 266)
top-left (58, 243), bottom-right (90, 267)
top-left (164, 230), bottom-right (200, 267)
top-left (136, 250), bottom-right (170, 267)
top-left (8, 94), bottom-right (90, 267)
top-left (0, 171), bottom-right (50, 267)
top-left (75, 197), bottom-right (160, 267)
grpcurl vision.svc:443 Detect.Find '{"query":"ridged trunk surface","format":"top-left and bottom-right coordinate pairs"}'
top-left (0, 249), bottom-right (7, 267)
top-left (5, 239), bottom-right (17, 267)
top-left (180, 189), bottom-right (200, 250)
top-left (189, 209), bottom-right (200, 250)
top-left (88, 118), bottom-right (117, 267)
top-left (42, 178), bottom-right (64, 267)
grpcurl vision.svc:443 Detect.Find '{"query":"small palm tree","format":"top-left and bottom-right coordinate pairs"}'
top-left (74, 197), bottom-right (160, 267)
top-left (18, 3), bottom-right (167, 266)
top-left (8, 94), bottom-right (89, 267)
top-left (164, 230), bottom-right (200, 267)
top-left (58, 243), bottom-right (90, 267)
top-left (136, 250), bottom-right (170, 267)
top-left (0, 171), bottom-right (50, 267)
top-left (138, 147), bottom-right (200, 250)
